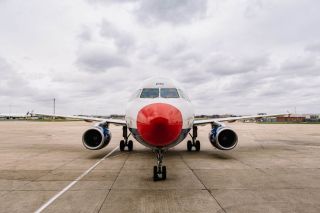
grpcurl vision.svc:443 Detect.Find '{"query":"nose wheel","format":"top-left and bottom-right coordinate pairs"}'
top-left (153, 149), bottom-right (166, 181)
top-left (120, 126), bottom-right (133, 152)
top-left (187, 126), bottom-right (200, 151)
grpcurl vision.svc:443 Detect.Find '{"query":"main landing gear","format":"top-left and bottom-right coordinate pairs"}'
top-left (187, 126), bottom-right (200, 152)
top-left (120, 126), bottom-right (133, 151)
top-left (153, 149), bottom-right (166, 181)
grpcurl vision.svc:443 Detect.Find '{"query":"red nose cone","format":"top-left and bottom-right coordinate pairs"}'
top-left (137, 103), bottom-right (183, 147)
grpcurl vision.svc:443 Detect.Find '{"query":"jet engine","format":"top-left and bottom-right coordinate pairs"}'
top-left (209, 126), bottom-right (238, 150)
top-left (82, 126), bottom-right (111, 150)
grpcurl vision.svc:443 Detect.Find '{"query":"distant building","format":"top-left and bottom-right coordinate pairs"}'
top-left (263, 117), bottom-right (277, 122)
top-left (306, 114), bottom-right (320, 122)
top-left (276, 114), bottom-right (306, 122)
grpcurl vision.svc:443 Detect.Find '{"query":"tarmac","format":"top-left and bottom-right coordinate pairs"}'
top-left (0, 121), bottom-right (320, 213)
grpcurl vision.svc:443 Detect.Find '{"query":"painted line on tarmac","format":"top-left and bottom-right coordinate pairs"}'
top-left (34, 146), bottom-right (119, 213)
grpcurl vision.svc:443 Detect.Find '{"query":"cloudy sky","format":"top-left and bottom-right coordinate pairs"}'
top-left (1, 0), bottom-right (320, 115)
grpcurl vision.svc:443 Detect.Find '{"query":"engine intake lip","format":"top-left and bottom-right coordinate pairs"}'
top-left (210, 127), bottom-right (238, 150)
top-left (82, 127), bottom-right (105, 150)
top-left (216, 128), bottom-right (238, 150)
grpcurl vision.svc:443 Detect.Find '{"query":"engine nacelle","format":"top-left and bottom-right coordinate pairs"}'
top-left (82, 126), bottom-right (111, 150)
top-left (209, 126), bottom-right (238, 150)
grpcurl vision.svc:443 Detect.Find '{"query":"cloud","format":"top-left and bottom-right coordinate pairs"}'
top-left (204, 54), bottom-right (269, 76)
top-left (2, 0), bottom-right (320, 114)
top-left (0, 57), bottom-right (11, 77)
top-left (0, 57), bottom-right (35, 97)
top-left (75, 20), bottom-right (135, 73)
top-left (244, 0), bottom-right (264, 18)
top-left (87, 0), bottom-right (208, 25)
top-left (100, 20), bottom-right (135, 52)
top-left (305, 42), bottom-right (320, 52)
top-left (154, 40), bottom-right (202, 69)
top-left (78, 26), bottom-right (93, 41)
top-left (76, 46), bottom-right (130, 73)
top-left (87, 0), bottom-right (137, 4)
top-left (135, 0), bottom-right (208, 24)
top-left (281, 55), bottom-right (316, 71)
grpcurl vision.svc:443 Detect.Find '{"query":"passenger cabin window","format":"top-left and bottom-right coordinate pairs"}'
top-left (140, 88), bottom-right (159, 98)
top-left (160, 88), bottom-right (179, 98)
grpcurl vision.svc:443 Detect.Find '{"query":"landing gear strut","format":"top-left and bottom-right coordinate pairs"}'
top-left (153, 149), bottom-right (166, 181)
top-left (187, 126), bottom-right (200, 151)
top-left (120, 126), bottom-right (133, 151)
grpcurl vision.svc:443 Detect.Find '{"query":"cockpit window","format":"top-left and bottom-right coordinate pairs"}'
top-left (140, 88), bottom-right (159, 98)
top-left (160, 88), bottom-right (180, 98)
top-left (178, 89), bottom-right (190, 101)
top-left (129, 89), bottom-right (142, 100)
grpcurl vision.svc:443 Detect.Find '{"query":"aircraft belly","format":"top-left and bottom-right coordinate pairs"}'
top-left (129, 128), bottom-right (191, 149)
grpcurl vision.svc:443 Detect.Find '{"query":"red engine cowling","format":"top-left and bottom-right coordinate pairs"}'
top-left (209, 126), bottom-right (238, 150)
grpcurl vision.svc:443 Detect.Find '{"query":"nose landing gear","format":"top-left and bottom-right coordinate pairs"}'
top-left (120, 126), bottom-right (133, 151)
top-left (153, 149), bottom-right (166, 181)
top-left (187, 126), bottom-right (200, 151)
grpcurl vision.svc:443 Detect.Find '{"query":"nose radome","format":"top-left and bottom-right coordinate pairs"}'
top-left (137, 103), bottom-right (183, 147)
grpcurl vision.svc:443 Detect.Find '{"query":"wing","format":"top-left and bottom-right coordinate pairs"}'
top-left (194, 113), bottom-right (289, 126)
top-left (0, 113), bottom-right (29, 119)
top-left (32, 113), bottom-right (126, 126)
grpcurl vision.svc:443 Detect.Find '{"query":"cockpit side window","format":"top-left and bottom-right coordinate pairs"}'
top-left (160, 88), bottom-right (180, 98)
top-left (130, 89), bottom-right (142, 100)
top-left (140, 88), bottom-right (159, 98)
top-left (178, 89), bottom-right (190, 101)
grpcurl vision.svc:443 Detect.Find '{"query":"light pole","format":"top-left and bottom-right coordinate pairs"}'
top-left (53, 98), bottom-right (56, 115)
top-left (53, 98), bottom-right (56, 120)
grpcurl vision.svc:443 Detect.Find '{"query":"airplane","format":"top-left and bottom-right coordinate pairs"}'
top-left (0, 112), bottom-right (31, 120)
top-left (27, 77), bottom-right (287, 181)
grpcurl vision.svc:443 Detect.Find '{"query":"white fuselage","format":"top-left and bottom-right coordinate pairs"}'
top-left (124, 77), bottom-right (194, 149)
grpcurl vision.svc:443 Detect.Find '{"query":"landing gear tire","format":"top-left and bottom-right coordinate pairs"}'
top-left (195, 140), bottom-right (200, 151)
top-left (128, 140), bottom-right (133, 151)
top-left (187, 140), bottom-right (192, 151)
top-left (162, 166), bottom-right (166, 180)
top-left (120, 140), bottom-right (125, 151)
top-left (153, 165), bottom-right (166, 181)
top-left (153, 166), bottom-right (158, 181)
top-left (120, 126), bottom-right (133, 152)
top-left (187, 126), bottom-right (200, 152)
top-left (153, 149), bottom-right (166, 181)
top-left (187, 140), bottom-right (200, 152)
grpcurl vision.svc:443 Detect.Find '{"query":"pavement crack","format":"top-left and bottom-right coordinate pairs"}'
top-left (178, 152), bottom-right (227, 213)
top-left (97, 151), bottom-right (130, 213)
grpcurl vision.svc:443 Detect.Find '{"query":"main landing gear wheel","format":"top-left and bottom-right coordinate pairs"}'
top-left (128, 140), bottom-right (133, 151)
top-left (187, 126), bottom-right (201, 152)
top-left (119, 127), bottom-right (133, 152)
top-left (187, 140), bottom-right (192, 151)
top-left (186, 140), bottom-right (201, 151)
top-left (195, 140), bottom-right (200, 151)
top-left (120, 140), bottom-right (125, 151)
top-left (153, 149), bottom-right (166, 181)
